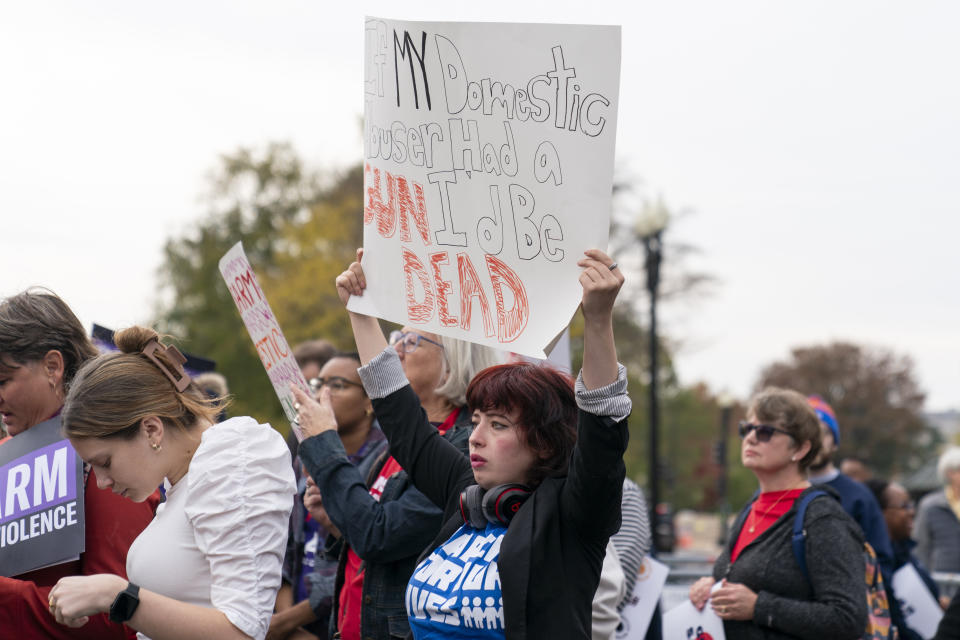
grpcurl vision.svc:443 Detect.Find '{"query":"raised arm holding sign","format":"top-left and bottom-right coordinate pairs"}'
top-left (304, 245), bottom-right (630, 639)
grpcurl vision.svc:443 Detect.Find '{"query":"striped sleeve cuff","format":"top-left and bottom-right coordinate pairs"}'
top-left (357, 347), bottom-right (409, 399)
top-left (575, 363), bottom-right (632, 422)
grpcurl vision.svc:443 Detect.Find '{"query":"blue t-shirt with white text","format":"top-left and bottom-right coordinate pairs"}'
top-left (406, 522), bottom-right (507, 639)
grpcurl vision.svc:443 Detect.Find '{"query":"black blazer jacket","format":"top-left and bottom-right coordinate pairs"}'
top-left (372, 383), bottom-right (629, 640)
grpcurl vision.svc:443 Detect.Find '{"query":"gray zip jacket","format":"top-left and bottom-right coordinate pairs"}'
top-left (915, 489), bottom-right (960, 572)
top-left (712, 486), bottom-right (867, 640)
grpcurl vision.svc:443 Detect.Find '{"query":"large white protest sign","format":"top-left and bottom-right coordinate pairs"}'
top-left (352, 17), bottom-right (621, 358)
top-left (892, 563), bottom-right (943, 639)
top-left (0, 417), bottom-right (84, 576)
top-left (219, 241), bottom-right (311, 440)
top-left (616, 555), bottom-right (669, 639)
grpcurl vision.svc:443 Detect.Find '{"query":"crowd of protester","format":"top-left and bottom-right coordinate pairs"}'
top-left (1, 250), bottom-right (958, 640)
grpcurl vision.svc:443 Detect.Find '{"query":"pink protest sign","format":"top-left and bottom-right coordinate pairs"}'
top-left (219, 241), bottom-right (310, 440)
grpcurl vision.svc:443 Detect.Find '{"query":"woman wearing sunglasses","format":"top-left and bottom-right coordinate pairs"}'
top-left (689, 387), bottom-right (867, 639)
top-left (292, 314), bottom-right (501, 639)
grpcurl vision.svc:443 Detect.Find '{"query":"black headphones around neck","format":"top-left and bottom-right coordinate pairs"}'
top-left (459, 483), bottom-right (531, 529)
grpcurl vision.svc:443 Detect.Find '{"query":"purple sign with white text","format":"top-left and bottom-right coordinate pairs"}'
top-left (0, 417), bottom-right (85, 576)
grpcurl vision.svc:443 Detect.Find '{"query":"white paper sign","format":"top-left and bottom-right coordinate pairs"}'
top-left (662, 592), bottom-right (725, 640)
top-left (616, 556), bottom-right (669, 639)
top-left (353, 16), bottom-right (621, 358)
top-left (892, 563), bottom-right (943, 639)
top-left (219, 242), bottom-right (311, 440)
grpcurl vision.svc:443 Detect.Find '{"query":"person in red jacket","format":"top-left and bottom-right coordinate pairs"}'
top-left (0, 289), bottom-right (160, 639)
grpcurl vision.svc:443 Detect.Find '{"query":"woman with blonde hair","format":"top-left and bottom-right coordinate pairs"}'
top-left (47, 326), bottom-right (296, 640)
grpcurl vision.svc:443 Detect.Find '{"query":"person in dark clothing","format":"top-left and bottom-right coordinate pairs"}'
top-left (805, 395), bottom-right (908, 635)
top-left (868, 479), bottom-right (940, 597)
top-left (293, 247), bottom-right (630, 640)
top-left (806, 396), bottom-right (895, 574)
top-left (293, 312), bottom-right (502, 639)
top-left (690, 387), bottom-right (866, 639)
top-left (270, 353), bottom-right (388, 640)
top-left (935, 591), bottom-right (960, 640)
top-left (868, 478), bottom-right (947, 639)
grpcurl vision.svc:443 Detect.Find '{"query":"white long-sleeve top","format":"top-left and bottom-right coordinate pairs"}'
top-left (126, 416), bottom-right (296, 640)
top-left (592, 542), bottom-right (626, 640)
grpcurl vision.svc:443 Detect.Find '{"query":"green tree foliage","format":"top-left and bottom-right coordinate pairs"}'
top-left (265, 163), bottom-right (364, 351)
top-left (755, 341), bottom-right (940, 476)
top-left (156, 143), bottom-right (363, 433)
top-left (649, 385), bottom-right (756, 512)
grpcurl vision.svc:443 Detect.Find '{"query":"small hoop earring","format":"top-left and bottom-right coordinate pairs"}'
top-left (151, 442), bottom-right (162, 451)
top-left (365, 408), bottom-right (374, 417)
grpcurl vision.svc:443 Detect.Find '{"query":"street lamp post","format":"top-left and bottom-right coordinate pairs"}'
top-left (716, 394), bottom-right (735, 546)
top-left (636, 199), bottom-right (669, 551)
top-left (643, 229), bottom-right (663, 547)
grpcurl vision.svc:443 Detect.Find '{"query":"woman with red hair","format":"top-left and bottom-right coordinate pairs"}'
top-left (293, 248), bottom-right (629, 639)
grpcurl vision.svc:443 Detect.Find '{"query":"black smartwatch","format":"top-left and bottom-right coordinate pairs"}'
top-left (108, 582), bottom-right (140, 623)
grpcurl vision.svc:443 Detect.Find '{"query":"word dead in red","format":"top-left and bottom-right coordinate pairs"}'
top-left (402, 248), bottom-right (529, 344)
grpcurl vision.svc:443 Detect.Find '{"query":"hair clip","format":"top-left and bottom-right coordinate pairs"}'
top-left (142, 339), bottom-right (191, 392)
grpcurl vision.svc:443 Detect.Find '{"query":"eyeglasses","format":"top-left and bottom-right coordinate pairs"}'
top-left (388, 330), bottom-right (444, 354)
top-left (308, 376), bottom-right (363, 393)
top-left (886, 501), bottom-right (915, 512)
top-left (738, 421), bottom-right (794, 443)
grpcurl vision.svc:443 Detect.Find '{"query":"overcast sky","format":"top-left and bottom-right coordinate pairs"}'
top-left (2, 1), bottom-right (957, 411)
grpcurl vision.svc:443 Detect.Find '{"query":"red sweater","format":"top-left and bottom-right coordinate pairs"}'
top-left (0, 469), bottom-right (160, 639)
top-left (730, 488), bottom-right (804, 563)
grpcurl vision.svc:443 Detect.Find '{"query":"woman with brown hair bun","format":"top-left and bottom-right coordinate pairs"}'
top-left (47, 326), bottom-right (297, 640)
top-left (0, 289), bottom-right (161, 640)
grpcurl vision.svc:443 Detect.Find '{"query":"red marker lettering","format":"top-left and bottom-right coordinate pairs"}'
top-left (485, 255), bottom-right (528, 343)
top-left (402, 247), bottom-right (435, 323)
top-left (456, 252), bottom-right (495, 337)
top-left (429, 251), bottom-right (458, 327)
